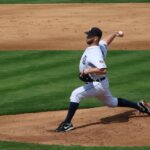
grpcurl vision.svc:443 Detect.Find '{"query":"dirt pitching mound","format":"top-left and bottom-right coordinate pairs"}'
top-left (0, 3), bottom-right (150, 50)
top-left (0, 106), bottom-right (150, 146)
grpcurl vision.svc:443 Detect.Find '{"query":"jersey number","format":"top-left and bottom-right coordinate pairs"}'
top-left (82, 55), bottom-right (87, 65)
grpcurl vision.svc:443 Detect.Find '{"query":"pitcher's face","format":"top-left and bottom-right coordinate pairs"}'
top-left (86, 36), bottom-right (100, 45)
top-left (86, 36), bottom-right (95, 45)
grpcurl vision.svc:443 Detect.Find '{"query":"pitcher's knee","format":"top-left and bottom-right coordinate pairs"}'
top-left (105, 97), bottom-right (118, 107)
top-left (70, 89), bottom-right (82, 103)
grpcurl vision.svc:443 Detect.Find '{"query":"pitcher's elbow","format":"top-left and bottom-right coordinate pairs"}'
top-left (100, 68), bottom-right (107, 74)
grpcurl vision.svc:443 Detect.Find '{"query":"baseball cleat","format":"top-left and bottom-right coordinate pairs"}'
top-left (137, 100), bottom-right (150, 115)
top-left (55, 122), bottom-right (74, 132)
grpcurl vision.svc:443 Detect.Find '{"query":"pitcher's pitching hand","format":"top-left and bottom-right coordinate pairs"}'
top-left (116, 31), bottom-right (124, 37)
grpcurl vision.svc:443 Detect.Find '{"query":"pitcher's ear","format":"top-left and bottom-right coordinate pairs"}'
top-left (94, 36), bottom-right (99, 41)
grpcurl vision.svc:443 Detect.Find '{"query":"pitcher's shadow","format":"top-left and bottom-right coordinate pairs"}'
top-left (101, 110), bottom-right (134, 124)
top-left (74, 110), bottom-right (149, 130)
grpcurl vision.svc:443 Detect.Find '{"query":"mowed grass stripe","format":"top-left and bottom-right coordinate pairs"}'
top-left (107, 50), bottom-right (150, 81)
top-left (0, 51), bottom-right (81, 114)
top-left (0, 54), bottom-right (79, 80)
top-left (109, 60), bottom-right (150, 81)
top-left (0, 51), bottom-right (80, 94)
top-left (0, 72), bottom-right (74, 94)
top-left (0, 51), bottom-right (74, 65)
top-left (0, 91), bottom-right (71, 114)
top-left (0, 51), bottom-right (80, 75)
top-left (107, 52), bottom-right (150, 100)
top-left (1, 57), bottom-right (148, 95)
top-left (0, 50), bottom-right (150, 115)
top-left (0, 51), bottom-right (42, 61)
top-left (107, 51), bottom-right (150, 68)
top-left (0, 141), bottom-right (150, 150)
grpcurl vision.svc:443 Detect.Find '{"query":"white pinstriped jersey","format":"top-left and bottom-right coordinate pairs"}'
top-left (79, 40), bottom-right (108, 80)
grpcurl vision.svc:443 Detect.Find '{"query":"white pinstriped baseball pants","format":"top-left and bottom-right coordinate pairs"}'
top-left (70, 77), bottom-right (118, 107)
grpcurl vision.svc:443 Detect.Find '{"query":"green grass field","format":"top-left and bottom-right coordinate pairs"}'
top-left (0, 141), bottom-right (150, 150)
top-left (0, 50), bottom-right (150, 149)
top-left (0, 50), bottom-right (150, 115)
top-left (0, 0), bottom-right (150, 4)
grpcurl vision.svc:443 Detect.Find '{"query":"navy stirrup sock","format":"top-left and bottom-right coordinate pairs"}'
top-left (118, 98), bottom-right (139, 110)
top-left (64, 102), bottom-right (79, 123)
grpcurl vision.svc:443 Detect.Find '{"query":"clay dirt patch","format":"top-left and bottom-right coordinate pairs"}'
top-left (0, 107), bottom-right (150, 146)
top-left (0, 3), bottom-right (150, 50)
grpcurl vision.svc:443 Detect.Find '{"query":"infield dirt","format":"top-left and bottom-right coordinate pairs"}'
top-left (0, 3), bottom-right (150, 50)
top-left (0, 106), bottom-right (150, 146)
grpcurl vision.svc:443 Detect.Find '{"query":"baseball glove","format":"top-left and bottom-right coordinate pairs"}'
top-left (79, 73), bottom-right (93, 82)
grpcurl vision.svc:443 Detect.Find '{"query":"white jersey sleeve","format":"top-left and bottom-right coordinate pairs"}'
top-left (99, 40), bottom-right (108, 59)
top-left (88, 48), bottom-right (107, 69)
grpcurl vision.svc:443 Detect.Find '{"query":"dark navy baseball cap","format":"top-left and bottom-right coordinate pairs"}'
top-left (85, 27), bottom-right (102, 38)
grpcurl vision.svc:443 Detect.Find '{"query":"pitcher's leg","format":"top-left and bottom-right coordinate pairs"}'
top-left (97, 89), bottom-right (118, 107)
top-left (97, 88), bottom-right (138, 108)
top-left (70, 82), bottom-right (104, 103)
top-left (97, 88), bottom-right (150, 114)
top-left (64, 82), bottom-right (104, 123)
top-left (56, 82), bottom-right (104, 132)
top-left (99, 77), bottom-right (142, 109)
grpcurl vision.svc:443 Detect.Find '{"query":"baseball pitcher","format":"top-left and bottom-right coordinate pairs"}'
top-left (56, 27), bottom-right (150, 132)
